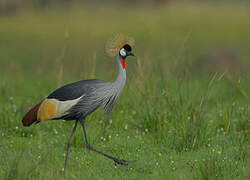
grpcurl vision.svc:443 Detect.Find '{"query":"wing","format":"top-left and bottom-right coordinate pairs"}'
top-left (47, 79), bottom-right (106, 101)
top-left (36, 79), bottom-right (107, 122)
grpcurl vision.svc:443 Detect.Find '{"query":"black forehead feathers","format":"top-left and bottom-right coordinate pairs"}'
top-left (123, 44), bottom-right (132, 52)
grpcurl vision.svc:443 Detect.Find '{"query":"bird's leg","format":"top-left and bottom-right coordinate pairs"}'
top-left (79, 118), bottom-right (128, 166)
top-left (64, 120), bottom-right (79, 170)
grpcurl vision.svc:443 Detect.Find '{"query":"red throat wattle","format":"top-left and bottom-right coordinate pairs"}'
top-left (121, 58), bottom-right (125, 69)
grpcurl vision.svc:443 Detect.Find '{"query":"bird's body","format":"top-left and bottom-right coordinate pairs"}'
top-left (23, 55), bottom-right (126, 125)
top-left (22, 43), bottom-right (134, 168)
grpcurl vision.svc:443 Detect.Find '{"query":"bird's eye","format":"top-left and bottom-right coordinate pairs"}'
top-left (119, 48), bottom-right (126, 57)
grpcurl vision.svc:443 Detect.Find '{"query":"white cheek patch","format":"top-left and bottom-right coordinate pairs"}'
top-left (120, 48), bottom-right (126, 56)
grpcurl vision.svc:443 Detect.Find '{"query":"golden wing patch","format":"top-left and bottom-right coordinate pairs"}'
top-left (37, 99), bottom-right (57, 122)
top-left (37, 96), bottom-right (82, 122)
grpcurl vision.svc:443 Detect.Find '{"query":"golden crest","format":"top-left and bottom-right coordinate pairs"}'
top-left (105, 33), bottom-right (135, 57)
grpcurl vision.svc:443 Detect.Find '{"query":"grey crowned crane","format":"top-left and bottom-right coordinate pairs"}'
top-left (22, 38), bottom-right (135, 169)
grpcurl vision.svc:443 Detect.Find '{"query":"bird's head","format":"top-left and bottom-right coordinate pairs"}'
top-left (119, 44), bottom-right (135, 59)
top-left (119, 44), bottom-right (135, 69)
top-left (105, 33), bottom-right (135, 59)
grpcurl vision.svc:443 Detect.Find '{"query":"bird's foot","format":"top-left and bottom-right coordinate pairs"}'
top-left (113, 158), bottom-right (129, 167)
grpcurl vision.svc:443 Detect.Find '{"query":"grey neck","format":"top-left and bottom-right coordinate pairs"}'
top-left (113, 55), bottom-right (126, 90)
top-left (98, 54), bottom-right (127, 113)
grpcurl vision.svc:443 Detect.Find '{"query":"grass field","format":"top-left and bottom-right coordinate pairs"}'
top-left (0, 2), bottom-right (250, 180)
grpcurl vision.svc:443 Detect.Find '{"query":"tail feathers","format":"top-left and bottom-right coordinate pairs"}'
top-left (22, 103), bottom-right (41, 126)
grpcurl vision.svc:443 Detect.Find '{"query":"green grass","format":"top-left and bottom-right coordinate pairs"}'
top-left (0, 2), bottom-right (250, 180)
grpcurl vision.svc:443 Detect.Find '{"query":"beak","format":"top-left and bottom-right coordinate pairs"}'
top-left (128, 52), bottom-right (135, 57)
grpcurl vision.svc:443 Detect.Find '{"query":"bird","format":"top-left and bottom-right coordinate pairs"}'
top-left (22, 36), bottom-right (135, 169)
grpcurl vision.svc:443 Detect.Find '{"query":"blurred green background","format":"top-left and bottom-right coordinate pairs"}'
top-left (0, 0), bottom-right (249, 179)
